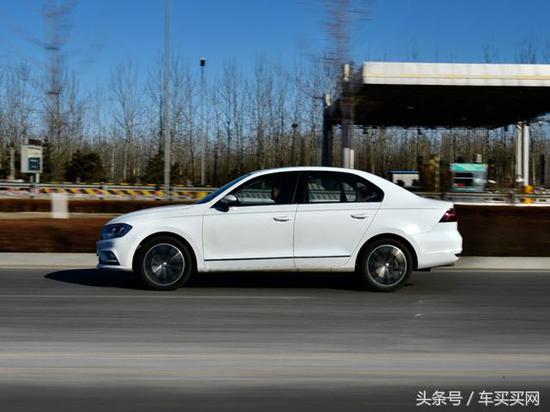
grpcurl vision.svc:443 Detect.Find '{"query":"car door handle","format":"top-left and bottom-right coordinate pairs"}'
top-left (350, 213), bottom-right (368, 219)
top-left (273, 216), bottom-right (292, 222)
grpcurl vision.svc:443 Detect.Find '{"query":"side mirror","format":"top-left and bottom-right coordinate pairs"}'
top-left (216, 194), bottom-right (238, 211)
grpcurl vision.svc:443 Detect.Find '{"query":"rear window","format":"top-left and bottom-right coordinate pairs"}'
top-left (305, 172), bottom-right (383, 203)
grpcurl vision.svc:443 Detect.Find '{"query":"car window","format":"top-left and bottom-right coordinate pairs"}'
top-left (356, 180), bottom-right (372, 202)
top-left (232, 172), bottom-right (298, 206)
top-left (342, 180), bottom-right (357, 202)
top-left (306, 172), bottom-right (384, 203)
top-left (341, 173), bottom-right (384, 202)
top-left (307, 175), bottom-right (342, 203)
top-left (196, 173), bottom-right (251, 204)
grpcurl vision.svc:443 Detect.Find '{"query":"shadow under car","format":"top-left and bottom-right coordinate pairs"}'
top-left (45, 268), bottom-right (411, 291)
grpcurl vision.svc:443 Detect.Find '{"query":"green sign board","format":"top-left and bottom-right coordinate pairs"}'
top-left (28, 157), bottom-right (41, 172)
top-left (21, 144), bottom-right (43, 174)
top-left (450, 163), bottom-right (487, 173)
top-left (451, 163), bottom-right (487, 192)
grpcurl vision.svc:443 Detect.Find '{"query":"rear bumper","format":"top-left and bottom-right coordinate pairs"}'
top-left (413, 223), bottom-right (463, 270)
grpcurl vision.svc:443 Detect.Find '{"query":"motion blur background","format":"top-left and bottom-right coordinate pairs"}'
top-left (1, 0), bottom-right (550, 256)
top-left (1, 3), bottom-right (550, 411)
top-left (1, 0), bottom-right (550, 186)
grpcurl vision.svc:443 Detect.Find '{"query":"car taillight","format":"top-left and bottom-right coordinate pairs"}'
top-left (439, 208), bottom-right (457, 222)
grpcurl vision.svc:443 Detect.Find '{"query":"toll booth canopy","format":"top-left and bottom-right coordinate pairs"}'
top-left (324, 62), bottom-right (550, 186)
top-left (351, 62), bottom-right (550, 128)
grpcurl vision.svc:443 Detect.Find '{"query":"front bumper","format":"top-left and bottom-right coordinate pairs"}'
top-left (96, 237), bottom-right (134, 271)
top-left (98, 250), bottom-right (119, 265)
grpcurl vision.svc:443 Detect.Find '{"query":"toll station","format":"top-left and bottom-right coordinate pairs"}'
top-left (323, 62), bottom-right (550, 187)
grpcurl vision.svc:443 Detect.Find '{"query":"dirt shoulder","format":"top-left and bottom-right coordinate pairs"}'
top-left (0, 204), bottom-right (549, 255)
top-left (0, 217), bottom-right (109, 253)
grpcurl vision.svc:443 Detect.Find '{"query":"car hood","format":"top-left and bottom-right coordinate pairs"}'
top-left (107, 204), bottom-right (198, 225)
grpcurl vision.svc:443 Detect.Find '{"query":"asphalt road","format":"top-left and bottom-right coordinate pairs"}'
top-left (0, 268), bottom-right (549, 411)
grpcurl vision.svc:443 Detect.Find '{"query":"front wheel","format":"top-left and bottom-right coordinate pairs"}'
top-left (134, 235), bottom-right (194, 291)
top-left (357, 238), bottom-right (412, 292)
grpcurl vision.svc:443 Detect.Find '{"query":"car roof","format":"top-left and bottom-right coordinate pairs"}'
top-left (249, 166), bottom-right (385, 185)
top-left (251, 166), bottom-right (367, 175)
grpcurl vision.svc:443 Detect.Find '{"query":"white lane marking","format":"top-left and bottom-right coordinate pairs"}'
top-left (0, 294), bottom-right (314, 299)
top-left (1, 352), bottom-right (549, 362)
top-left (1, 367), bottom-right (549, 379)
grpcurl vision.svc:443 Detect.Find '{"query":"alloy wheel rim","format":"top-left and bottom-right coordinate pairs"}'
top-left (366, 244), bottom-right (407, 287)
top-left (143, 243), bottom-right (185, 286)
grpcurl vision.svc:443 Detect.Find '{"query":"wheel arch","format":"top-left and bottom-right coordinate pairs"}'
top-left (132, 231), bottom-right (198, 272)
top-left (355, 233), bottom-right (418, 271)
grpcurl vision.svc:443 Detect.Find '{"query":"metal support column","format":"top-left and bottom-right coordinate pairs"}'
top-left (523, 122), bottom-right (530, 187)
top-left (321, 94), bottom-right (333, 167)
top-left (540, 154), bottom-right (546, 186)
top-left (341, 63), bottom-right (354, 169)
top-left (515, 123), bottom-right (523, 184)
top-left (341, 122), bottom-right (353, 168)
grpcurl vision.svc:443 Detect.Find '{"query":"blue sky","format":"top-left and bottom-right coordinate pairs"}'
top-left (2, 0), bottom-right (550, 91)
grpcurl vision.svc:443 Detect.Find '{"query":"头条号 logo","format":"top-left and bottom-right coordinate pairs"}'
top-left (416, 390), bottom-right (540, 407)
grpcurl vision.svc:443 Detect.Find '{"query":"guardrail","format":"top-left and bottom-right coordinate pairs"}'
top-left (420, 191), bottom-right (550, 204)
top-left (0, 182), bottom-right (212, 200)
top-left (1, 182), bottom-right (549, 204)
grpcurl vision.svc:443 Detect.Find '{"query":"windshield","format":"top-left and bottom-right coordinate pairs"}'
top-left (195, 173), bottom-right (252, 204)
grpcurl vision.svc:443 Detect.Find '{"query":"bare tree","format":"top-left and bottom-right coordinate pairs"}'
top-left (111, 61), bottom-right (142, 182)
top-left (482, 43), bottom-right (500, 63)
top-left (517, 38), bottom-right (538, 64)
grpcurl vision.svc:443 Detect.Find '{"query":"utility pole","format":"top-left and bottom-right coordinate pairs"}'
top-left (43, 0), bottom-right (72, 180)
top-left (163, 0), bottom-right (172, 199)
top-left (200, 58), bottom-right (206, 186)
top-left (322, 1), bottom-right (369, 169)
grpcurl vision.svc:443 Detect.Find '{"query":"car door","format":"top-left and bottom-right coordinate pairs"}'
top-left (294, 171), bottom-right (383, 268)
top-left (203, 172), bottom-right (299, 270)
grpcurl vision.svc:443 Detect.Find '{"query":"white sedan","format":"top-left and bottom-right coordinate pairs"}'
top-left (97, 167), bottom-right (462, 292)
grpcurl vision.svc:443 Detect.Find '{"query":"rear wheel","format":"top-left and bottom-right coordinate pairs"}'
top-left (358, 238), bottom-right (412, 292)
top-left (134, 235), bottom-right (194, 290)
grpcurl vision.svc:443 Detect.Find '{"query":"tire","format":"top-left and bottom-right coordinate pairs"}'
top-left (357, 237), bottom-right (413, 292)
top-left (134, 235), bottom-right (194, 291)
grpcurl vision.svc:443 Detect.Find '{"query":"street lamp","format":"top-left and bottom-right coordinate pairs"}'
top-left (200, 58), bottom-right (206, 186)
top-left (163, 0), bottom-right (172, 199)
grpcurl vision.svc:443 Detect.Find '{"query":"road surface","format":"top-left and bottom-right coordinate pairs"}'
top-left (0, 268), bottom-right (548, 411)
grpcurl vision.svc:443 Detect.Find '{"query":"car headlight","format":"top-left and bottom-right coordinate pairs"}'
top-left (100, 223), bottom-right (132, 240)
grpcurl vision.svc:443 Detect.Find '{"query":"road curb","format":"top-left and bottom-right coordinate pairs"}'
top-left (0, 253), bottom-right (97, 269)
top-left (436, 257), bottom-right (550, 271)
top-left (0, 253), bottom-right (548, 271)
